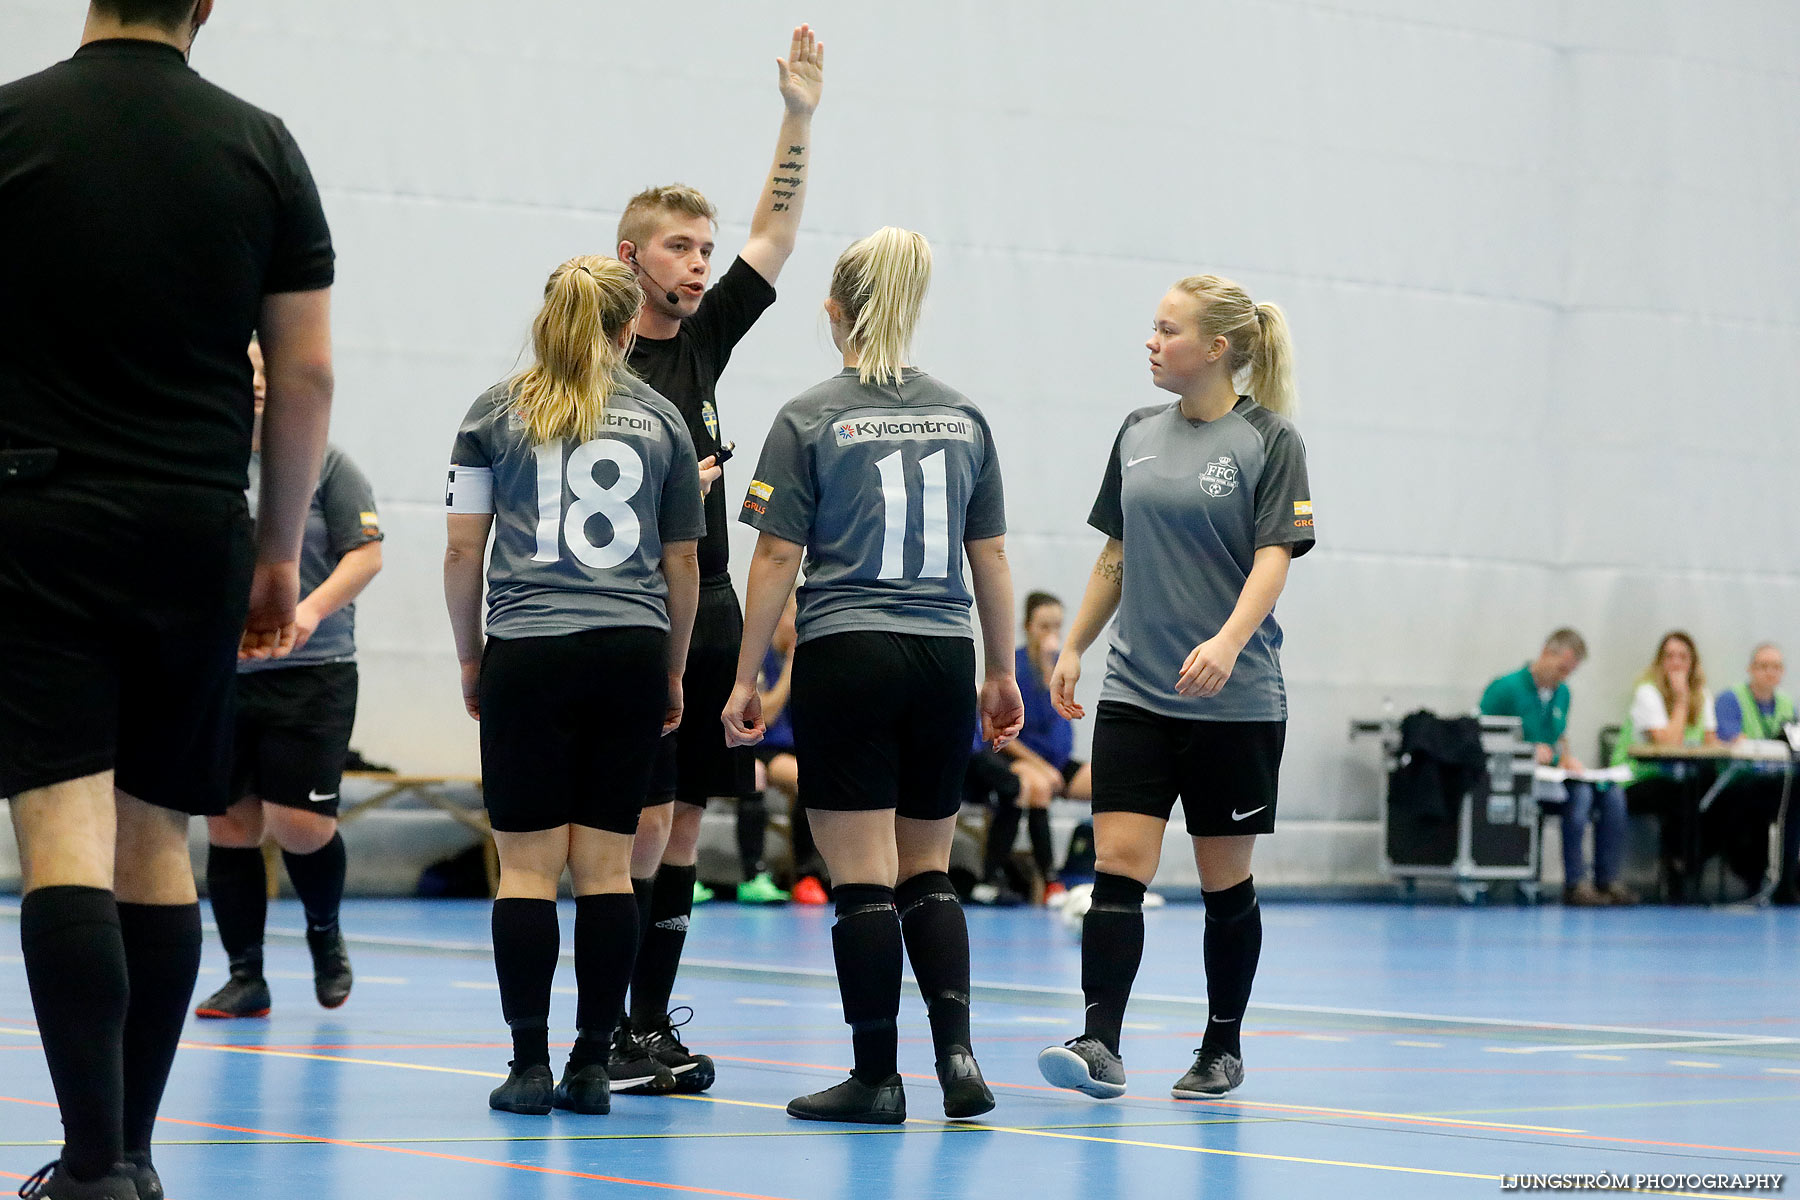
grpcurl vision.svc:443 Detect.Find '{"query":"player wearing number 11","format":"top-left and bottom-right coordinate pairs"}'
top-left (724, 228), bottom-right (1025, 1124)
top-left (443, 256), bottom-right (704, 1116)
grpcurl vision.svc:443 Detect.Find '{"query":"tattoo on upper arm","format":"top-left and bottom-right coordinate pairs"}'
top-left (1096, 554), bottom-right (1123, 585)
top-left (788, 145), bottom-right (805, 154)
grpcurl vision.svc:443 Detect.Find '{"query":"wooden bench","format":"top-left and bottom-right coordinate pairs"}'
top-left (259, 772), bottom-right (496, 898)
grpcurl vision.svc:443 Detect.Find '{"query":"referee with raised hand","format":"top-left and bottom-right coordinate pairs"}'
top-left (0, 3), bottom-right (334, 1198)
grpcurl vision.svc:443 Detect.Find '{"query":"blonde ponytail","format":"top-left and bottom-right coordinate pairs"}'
top-left (510, 256), bottom-right (643, 444)
top-left (1173, 275), bottom-right (1297, 418)
top-left (830, 227), bottom-right (932, 386)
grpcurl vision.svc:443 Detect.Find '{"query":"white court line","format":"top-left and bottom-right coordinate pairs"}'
top-left (1576, 1053), bottom-right (1626, 1061)
top-left (1506, 1038), bottom-right (1794, 1055)
top-left (735, 998), bottom-right (789, 1007)
top-left (1667, 1060), bottom-right (1722, 1069)
top-left (134, 936), bottom-right (1794, 1055)
top-left (1394, 1040), bottom-right (1443, 1048)
top-left (1765, 1067), bottom-right (1800, 1075)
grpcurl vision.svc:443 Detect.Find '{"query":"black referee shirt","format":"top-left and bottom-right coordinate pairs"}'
top-left (0, 39), bottom-right (335, 492)
top-left (628, 256), bottom-right (776, 578)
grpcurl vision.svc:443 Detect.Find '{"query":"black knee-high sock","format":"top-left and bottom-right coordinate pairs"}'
top-left (491, 898), bottom-right (558, 1067)
top-left (1080, 872), bottom-right (1146, 1055)
top-left (895, 871), bottom-right (972, 1058)
top-left (1026, 808), bottom-right (1055, 880)
top-left (1200, 877), bottom-right (1261, 1057)
top-left (830, 883), bottom-right (902, 1085)
top-left (20, 886), bottom-right (127, 1181)
top-left (791, 803), bottom-right (822, 878)
top-left (117, 902), bottom-right (202, 1157)
top-left (736, 792), bottom-right (769, 879)
top-left (206, 844), bottom-right (267, 969)
top-left (629, 863), bottom-right (694, 1024)
top-left (570, 893), bottom-right (638, 1068)
top-left (985, 801), bottom-right (1022, 878)
top-left (630, 876), bottom-right (656, 969)
top-left (281, 833), bottom-right (347, 932)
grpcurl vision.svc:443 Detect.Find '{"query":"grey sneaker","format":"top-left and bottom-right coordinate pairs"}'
top-left (1172, 1047), bottom-right (1244, 1099)
top-left (1037, 1035), bottom-right (1127, 1098)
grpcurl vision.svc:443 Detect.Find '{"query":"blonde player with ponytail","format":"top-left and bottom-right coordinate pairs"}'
top-left (443, 255), bottom-right (705, 1116)
top-left (723, 228), bottom-right (1024, 1124)
top-left (1036, 274), bottom-right (1316, 1102)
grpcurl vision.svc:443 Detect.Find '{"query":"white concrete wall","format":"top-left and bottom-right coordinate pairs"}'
top-left (4, 0), bottom-right (1797, 886)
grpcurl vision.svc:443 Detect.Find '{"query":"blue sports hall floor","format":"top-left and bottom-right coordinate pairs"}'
top-left (3, 898), bottom-right (1797, 1199)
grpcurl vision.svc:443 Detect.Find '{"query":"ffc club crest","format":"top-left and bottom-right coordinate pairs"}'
top-left (1199, 455), bottom-right (1239, 497)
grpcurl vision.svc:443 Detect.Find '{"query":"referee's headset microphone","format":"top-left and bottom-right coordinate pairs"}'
top-left (629, 253), bottom-right (681, 306)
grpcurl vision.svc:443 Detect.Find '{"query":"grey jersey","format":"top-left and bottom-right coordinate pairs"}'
top-left (446, 377), bottom-right (706, 639)
top-left (739, 369), bottom-right (1006, 643)
top-left (1089, 398), bottom-right (1314, 721)
top-left (241, 445), bottom-right (382, 673)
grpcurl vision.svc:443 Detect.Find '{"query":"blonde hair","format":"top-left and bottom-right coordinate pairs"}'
top-left (509, 256), bottom-right (642, 444)
top-left (830, 227), bottom-right (932, 386)
top-left (1639, 630), bottom-right (1708, 728)
top-left (617, 184), bottom-right (717, 254)
top-left (1172, 274), bottom-right (1296, 417)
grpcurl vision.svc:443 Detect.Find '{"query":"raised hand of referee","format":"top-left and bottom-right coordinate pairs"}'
top-left (776, 24), bottom-right (824, 115)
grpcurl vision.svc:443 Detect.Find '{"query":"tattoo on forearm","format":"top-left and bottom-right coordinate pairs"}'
top-left (770, 147), bottom-right (806, 213)
top-left (1096, 556), bottom-right (1123, 585)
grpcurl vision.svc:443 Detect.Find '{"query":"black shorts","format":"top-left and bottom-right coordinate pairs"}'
top-left (791, 630), bottom-right (976, 820)
top-left (650, 574), bottom-right (755, 806)
top-left (752, 742), bottom-right (796, 767)
top-left (230, 663), bottom-right (358, 817)
top-left (1091, 701), bottom-right (1284, 837)
top-left (964, 748), bottom-right (1021, 807)
top-left (0, 471), bottom-right (253, 815)
top-left (1059, 758), bottom-right (1087, 789)
top-left (480, 626), bottom-right (667, 835)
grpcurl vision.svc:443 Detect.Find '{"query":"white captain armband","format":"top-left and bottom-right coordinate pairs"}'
top-left (444, 464), bottom-right (494, 514)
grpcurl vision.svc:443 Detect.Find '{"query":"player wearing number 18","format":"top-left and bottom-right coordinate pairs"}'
top-left (724, 228), bottom-right (1025, 1124)
top-left (443, 256), bottom-right (704, 1115)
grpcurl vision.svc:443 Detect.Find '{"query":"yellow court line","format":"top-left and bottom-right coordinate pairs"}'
top-left (1202, 1096), bottom-right (1584, 1133)
top-left (164, 1041), bottom-right (1765, 1191)
top-left (661, 1094), bottom-right (1501, 1183)
top-left (186, 1041), bottom-right (506, 1080)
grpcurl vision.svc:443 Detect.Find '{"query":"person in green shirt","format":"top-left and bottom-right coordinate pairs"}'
top-left (1714, 644), bottom-right (1794, 900)
top-left (1480, 629), bottom-right (1634, 906)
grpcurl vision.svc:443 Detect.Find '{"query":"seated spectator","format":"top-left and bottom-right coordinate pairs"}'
top-left (965, 726), bottom-right (1027, 906)
top-left (754, 593), bottom-right (826, 904)
top-left (1611, 631), bottom-right (1719, 900)
top-left (1481, 629), bottom-right (1634, 906)
top-left (998, 592), bottom-right (1092, 902)
top-left (1713, 644), bottom-right (1793, 898)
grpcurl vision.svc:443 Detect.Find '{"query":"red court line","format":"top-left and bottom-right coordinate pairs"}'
top-left (0, 1096), bottom-right (794, 1200)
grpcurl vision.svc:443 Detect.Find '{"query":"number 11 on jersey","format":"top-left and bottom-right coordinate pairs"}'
top-left (874, 448), bottom-right (948, 580)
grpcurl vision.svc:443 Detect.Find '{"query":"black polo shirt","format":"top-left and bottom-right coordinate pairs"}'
top-left (0, 39), bottom-right (334, 492)
top-left (628, 256), bottom-right (776, 578)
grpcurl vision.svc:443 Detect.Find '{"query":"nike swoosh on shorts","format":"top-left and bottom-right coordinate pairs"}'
top-left (1230, 806), bottom-right (1267, 821)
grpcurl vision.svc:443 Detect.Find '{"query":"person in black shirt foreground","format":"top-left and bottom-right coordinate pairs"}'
top-left (607, 23), bottom-right (825, 1097)
top-left (0, 2), bottom-right (335, 1197)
